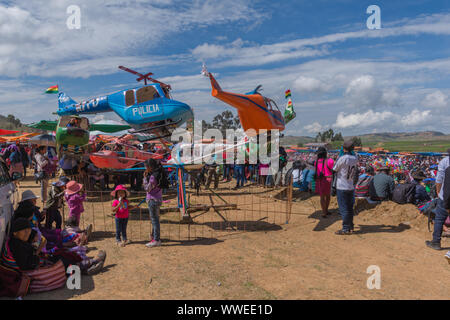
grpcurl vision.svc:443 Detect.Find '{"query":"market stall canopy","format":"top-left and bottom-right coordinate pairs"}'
top-left (28, 134), bottom-right (56, 147)
top-left (5, 132), bottom-right (40, 142)
top-left (27, 120), bottom-right (131, 133)
top-left (0, 129), bottom-right (20, 135)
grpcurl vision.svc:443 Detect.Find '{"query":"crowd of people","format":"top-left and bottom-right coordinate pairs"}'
top-left (289, 141), bottom-right (450, 263)
top-left (0, 138), bottom-right (449, 297)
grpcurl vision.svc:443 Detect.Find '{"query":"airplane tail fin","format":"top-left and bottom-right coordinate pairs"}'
top-left (58, 92), bottom-right (77, 110)
top-left (202, 63), bottom-right (222, 96)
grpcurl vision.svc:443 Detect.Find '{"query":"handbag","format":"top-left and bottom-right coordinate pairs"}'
top-left (22, 260), bottom-right (66, 293)
top-left (331, 172), bottom-right (337, 197)
top-left (0, 264), bottom-right (31, 298)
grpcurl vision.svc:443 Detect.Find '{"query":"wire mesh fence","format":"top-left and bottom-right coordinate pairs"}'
top-left (71, 181), bottom-right (293, 243)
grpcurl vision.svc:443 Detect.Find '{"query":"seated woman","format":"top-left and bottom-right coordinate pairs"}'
top-left (291, 161), bottom-right (305, 189)
top-left (3, 218), bottom-right (45, 271)
top-left (11, 195), bottom-right (95, 262)
top-left (411, 171), bottom-right (431, 205)
top-left (3, 218), bottom-right (105, 277)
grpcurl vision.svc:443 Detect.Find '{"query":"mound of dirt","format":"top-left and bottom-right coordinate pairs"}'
top-left (355, 200), bottom-right (429, 232)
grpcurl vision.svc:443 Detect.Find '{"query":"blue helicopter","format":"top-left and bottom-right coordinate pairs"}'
top-left (56, 66), bottom-right (194, 138)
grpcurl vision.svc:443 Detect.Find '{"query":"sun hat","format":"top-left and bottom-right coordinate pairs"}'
top-left (65, 180), bottom-right (83, 195)
top-left (52, 176), bottom-right (70, 187)
top-left (412, 171), bottom-right (427, 181)
top-left (110, 185), bottom-right (130, 198)
top-left (20, 190), bottom-right (39, 203)
top-left (11, 218), bottom-right (31, 233)
top-left (343, 140), bottom-right (355, 151)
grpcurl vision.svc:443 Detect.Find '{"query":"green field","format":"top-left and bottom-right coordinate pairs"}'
top-left (362, 140), bottom-right (450, 152)
top-left (282, 131), bottom-right (450, 153)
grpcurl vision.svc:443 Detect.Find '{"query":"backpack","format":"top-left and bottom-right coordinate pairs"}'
top-left (392, 183), bottom-right (416, 204)
top-left (417, 199), bottom-right (438, 232)
top-left (152, 167), bottom-right (169, 189)
top-left (355, 175), bottom-right (373, 198)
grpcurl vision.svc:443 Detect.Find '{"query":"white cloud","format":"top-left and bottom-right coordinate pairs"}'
top-left (304, 122), bottom-right (325, 134)
top-left (293, 76), bottom-right (331, 93)
top-left (0, 0), bottom-right (264, 77)
top-left (400, 109), bottom-right (432, 126)
top-left (192, 13), bottom-right (450, 68)
top-left (344, 75), bottom-right (402, 109)
top-left (422, 90), bottom-right (449, 108)
top-left (334, 110), bottom-right (396, 128)
top-left (333, 108), bottom-right (433, 132)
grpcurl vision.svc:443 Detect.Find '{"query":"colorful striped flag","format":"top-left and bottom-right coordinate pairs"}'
top-left (285, 89), bottom-right (291, 99)
top-left (45, 85), bottom-right (59, 94)
top-left (284, 103), bottom-right (295, 124)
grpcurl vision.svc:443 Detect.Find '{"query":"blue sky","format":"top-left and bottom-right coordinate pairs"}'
top-left (0, 0), bottom-right (449, 136)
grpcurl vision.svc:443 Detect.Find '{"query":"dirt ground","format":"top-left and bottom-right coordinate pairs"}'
top-left (8, 177), bottom-right (450, 300)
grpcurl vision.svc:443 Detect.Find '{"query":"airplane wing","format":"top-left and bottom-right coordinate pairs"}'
top-left (89, 123), bottom-right (131, 133)
top-left (26, 120), bottom-right (58, 131)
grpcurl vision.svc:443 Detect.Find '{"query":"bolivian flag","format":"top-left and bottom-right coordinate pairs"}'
top-left (284, 89), bottom-right (296, 124)
top-left (45, 85), bottom-right (59, 94)
top-left (285, 89), bottom-right (291, 99)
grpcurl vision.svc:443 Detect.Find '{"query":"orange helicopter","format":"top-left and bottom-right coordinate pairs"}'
top-left (202, 65), bottom-right (287, 136)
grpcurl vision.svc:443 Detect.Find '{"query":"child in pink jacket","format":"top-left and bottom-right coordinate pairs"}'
top-left (64, 181), bottom-right (86, 227)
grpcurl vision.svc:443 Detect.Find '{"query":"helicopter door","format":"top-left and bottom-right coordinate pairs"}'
top-left (125, 90), bottom-right (135, 106)
top-left (136, 86), bottom-right (159, 104)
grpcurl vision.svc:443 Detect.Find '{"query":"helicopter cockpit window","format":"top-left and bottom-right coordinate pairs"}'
top-left (136, 86), bottom-right (159, 104)
top-left (125, 90), bottom-right (135, 106)
top-left (266, 98), bottom-right (280, 112)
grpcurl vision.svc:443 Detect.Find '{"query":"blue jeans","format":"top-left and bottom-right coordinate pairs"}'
top-left (115, 217), bottom-right (128, 242)
top-left (235, 165), bottom-right (245, 187)
top-left (148, 200), bottom-right (161, 241)
top-left (265, 174), bottom-right (273, 186)
top-left (336, 189), bottom-right (355, 232)
top-left (300, 169), bottom-right (314, 191)
top-left (223, 164), bottom-right (231, 180)
top-left (432, 198), bottom-right (449, 243)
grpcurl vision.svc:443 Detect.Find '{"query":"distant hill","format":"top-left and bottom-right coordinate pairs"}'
top-left (280, 135), bottom-right (315, 147)
top-left (0, 114), bottom-right (38, 133)
top-left (281, 131), bottom-right (450, 152)
top-left (353, 131), bottom-right (448, 142)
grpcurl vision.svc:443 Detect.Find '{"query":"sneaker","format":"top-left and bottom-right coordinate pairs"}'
top-left (425, 240), bottom-right (441, 250)
top-left (445, 251), bottom-right (450, 264)
top-left (145, 240), bottom-right (162, 248)
top-left (96, 250), bottom-right (106, 261)
top-left (335, 229), bottom-right (353, 235)
top-left (87, 260), bottom-right (104, 275)
top-left (123, 239), bottom-right (131, 245)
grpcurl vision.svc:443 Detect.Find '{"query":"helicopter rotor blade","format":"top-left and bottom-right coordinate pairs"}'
top-left (118, 66), bottom-right (144, 78)
top-left (137, 72), bottom-right (154, 82)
